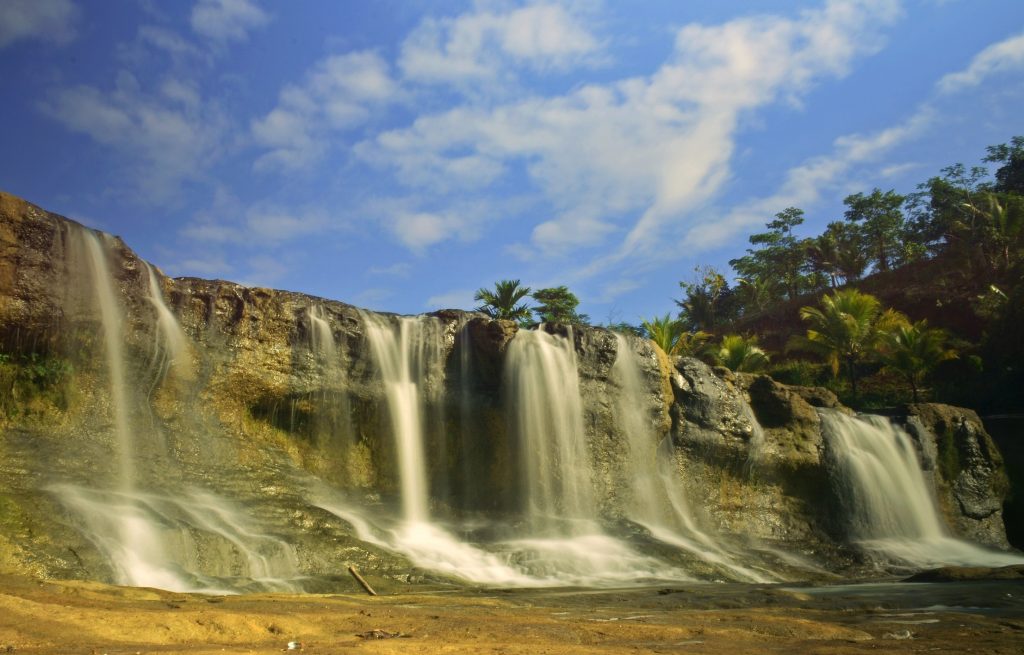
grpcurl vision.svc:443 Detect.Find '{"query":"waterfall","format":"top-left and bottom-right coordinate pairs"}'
top-left (362, 313), bottom-right (444, 522)
top-left (821, 410), bottom-right (1024, 568)
top-left (81, 231), bottom-right (137, 489)
top-left (145, 263), bottom-right (188, 382)
top-left (612, 334), bottom-right (769, 582)
top-left (59, 228), bottom-right (302, 592)
top-left (307, 306), bottom-right (338, 368)
top-left (505, 328), bottom-right (595, 534)
top-left (50, 484), bottom-right (301, 593)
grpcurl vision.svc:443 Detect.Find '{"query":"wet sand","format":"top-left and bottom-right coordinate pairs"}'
top-left (1, 574), bottom-right (1022, 654)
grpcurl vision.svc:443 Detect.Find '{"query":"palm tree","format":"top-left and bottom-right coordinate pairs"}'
top-left (712, 334), bottom-right (769, 372)
top-left (641, 314), bottom-right (712, 357)
top-left (788, 289), bottom-right (905, 398)
top-left (474, 279), bottom-right (532, 322)
top-left (642, 314), bottom-right (683, 355)
top-left (877, 320), bottom-right (957, 403)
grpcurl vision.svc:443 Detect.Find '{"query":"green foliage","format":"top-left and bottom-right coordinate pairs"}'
top-left (789, 289), bottom-right (905, 398)
top-left (843, 188), bottom-right (906, 272)
top-left (730, 207), bottom-right (810, 301)
top-left (675, 265), bottom-right (736, 331)
top-left (711, 334), bottom-right (769, 373)
top-left (876, 320), bottom-right (958, 403)
top-left (605, 322), bottom-right (645, 338)
top-left (474, 279), bottom-right (533, 323)
top-left (531, 286), bottom-right (589, 325)
top-left (985, 136), bottom-right (1024, 195)
top-left (766, 359), bottom-right (824, 387)
top-left (0, 351), bottom-right (73, 418)
top-left (640, 314), bottom-right (711, 357)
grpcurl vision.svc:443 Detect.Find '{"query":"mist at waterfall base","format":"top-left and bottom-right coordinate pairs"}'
top-left (48, 226), bottom-right (1022, 594)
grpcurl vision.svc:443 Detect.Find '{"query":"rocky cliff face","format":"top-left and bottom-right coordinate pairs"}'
top-left (0, 191), bottom-right (1018, 589)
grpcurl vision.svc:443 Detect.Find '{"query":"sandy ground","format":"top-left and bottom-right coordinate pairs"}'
top-left (1, 574), bottom-right (1022, 654)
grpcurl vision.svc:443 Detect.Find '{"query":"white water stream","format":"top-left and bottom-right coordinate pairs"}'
top-left (58, 229), bottom-right (302, 592)
top-left (821, 410), bottom-right (1024, 568)
top-left (505, 328), bottom-right (595, 534)
top-left (612, 333), bottom-right (770, 582)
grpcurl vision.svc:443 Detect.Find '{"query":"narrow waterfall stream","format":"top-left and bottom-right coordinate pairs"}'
top-left (81, 231), bottom-right (135, 489)
top-left (362, 313), bottom-right (440, 523)
top-left (354, 313), bottom-right (535, 584)
top-left (612, 334), bottom-right (770, 582)
top-left (504, 328), bottom-right (595, 533)
top-left (820, 410), bottom-right (1024, 568)
top-left (145, 262), bottom-right (188, 382)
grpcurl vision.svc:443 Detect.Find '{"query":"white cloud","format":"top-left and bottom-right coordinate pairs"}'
top-left (183, 195), bottom-right (331, 245)
top-left (399, 3), bottom-right (601, 85)
top-left (0, 0), bottom-right (78, 48)
top-left (425, 289), bottom-right (476, 310)
top-left (364, 0), bottom-right (902, 262)
top-left (938, 31), bottom-right (1024, 93)
top-left (682, 107), bottom-right (934, 252)
top-left (368, 263), bottom-right (412, 277)
top-left (177, 255), bottom-right (232, 277)
top-left (190, 0), bottom-right (269, 43)
top-left (388, 211), bottom-right (479, 253)
top-left (39, 71), bottom-right (225, 201)
top-left (252, 51), bottom-right (400, 171)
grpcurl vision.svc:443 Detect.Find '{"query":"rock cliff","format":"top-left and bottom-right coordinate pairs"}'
top-left (0, 191), bottom-right (1018, 589)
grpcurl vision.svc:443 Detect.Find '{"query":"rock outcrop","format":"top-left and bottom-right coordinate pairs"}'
top-left (0, 190), bottom-right (1018, 588)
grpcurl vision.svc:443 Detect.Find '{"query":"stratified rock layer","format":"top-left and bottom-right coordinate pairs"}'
top-left (0, 190), bottom-right (1017, 586)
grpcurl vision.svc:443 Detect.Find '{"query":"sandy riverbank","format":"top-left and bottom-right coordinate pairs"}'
top-left (1, 574), bottom-right (1022, 654)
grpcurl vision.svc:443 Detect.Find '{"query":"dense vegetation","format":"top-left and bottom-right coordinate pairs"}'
top-left (477, 137), bottom-right (1024, 412)
top-left (659, 136), bottom-right (1023, 411)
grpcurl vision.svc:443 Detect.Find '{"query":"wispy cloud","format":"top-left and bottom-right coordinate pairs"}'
top-left (362, 0), bottom-right (903, 263)
top-left (252, 51), bottom-right (401, 171)
top-left (39, 70), bottom-right (226, 202)
top-left (0, 0), bottom-right (78, 48)
top-left (938, 31), bottom-right (1024, 93)
top-left (425, 289), bottom-right (475, 310)
top-left (190, 0), bottom-right (269, 44)
top-left (399, 3), bottom-right (602, 86)
top-left (183, 194), bottom-right (331, 245)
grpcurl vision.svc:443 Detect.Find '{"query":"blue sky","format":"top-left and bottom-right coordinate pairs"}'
top-left (2, 0), bottom-right (1023, 324)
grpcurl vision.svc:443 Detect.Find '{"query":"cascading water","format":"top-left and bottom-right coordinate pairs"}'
top-left (362, 313), bottom-right (439, 522)
top-left (356, 312), bottom-right (534, 584)
top-left (81, 230), bottom-right (135, 489)
top-left (308, 305), bottom-right (337, 365)
top-left (51, 484), bottom-right (301, 593)
top-left (821, 409), bottom-right (1024, 568)
top-left (505, 328), bottom-right (595, 533)
top-left (55, 228), bottom-right (302, 592)
top-left (145, 263), bottom-right (189, 383)
top-left (612, 333), bottom-right (769, 582)
top-left (497, 328), bottom-right (683, 584)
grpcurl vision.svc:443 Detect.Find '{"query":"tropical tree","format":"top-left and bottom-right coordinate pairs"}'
top-left (876, 320), bottom-right (957, 403)
top-left (641, 314), bottom-right (711, 357)
top-left (730, 207), bottom-right (809, 300)
top-left (711, 335), bottom-right (769, 373)
top-left (788, 289), bottom-right (905, 398)
top-left (984, 136), bottom-right (1024, 195)
top-left (676, 266), bottom-right (736, 331)
top-left (474, 279), bottom-right (532, 322)
top-left (843, 188), bottom-right (906, 272)
top-left (531, 286), bottom-right (589, 324)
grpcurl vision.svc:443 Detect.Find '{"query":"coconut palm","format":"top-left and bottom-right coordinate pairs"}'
top-left (877, 320), bottom-right (957, 403)
top-left (711, 334), bottom-right (770, 372)
top-left (474, 279), bottom-right (532, 322)
top-left (788, 288), bottom-right (905, 398)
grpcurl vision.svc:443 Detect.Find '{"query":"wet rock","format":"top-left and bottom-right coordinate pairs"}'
top-left (901, 403), bottom-right (1011, 548)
